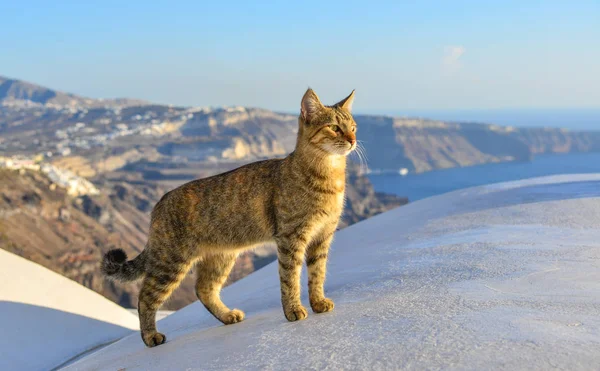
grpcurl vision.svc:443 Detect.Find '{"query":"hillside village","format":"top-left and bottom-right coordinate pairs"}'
top-left (0, 155), bottom-right (99, 196)
top-left (51, 113), bottom-right (187, 153)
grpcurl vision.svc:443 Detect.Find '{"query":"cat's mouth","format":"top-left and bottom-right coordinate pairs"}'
top-left (324, 142), bottom-right (355, 156)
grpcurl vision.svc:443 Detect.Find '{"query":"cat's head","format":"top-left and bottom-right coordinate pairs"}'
top-left (298, 88), bottom-right (357, 156)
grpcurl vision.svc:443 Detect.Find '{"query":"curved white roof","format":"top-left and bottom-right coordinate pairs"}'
top-left (0, 250), bottom-right (138, 371)
top-left (59, 174), bottom-right (600, 369)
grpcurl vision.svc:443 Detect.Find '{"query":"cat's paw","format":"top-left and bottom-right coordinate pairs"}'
top-left (311, 298), bottom-right (335, 313)
top-left (142, 331), bottom-right (166, 347)
top-left (284, 304), bottom-right (308, 321)
top-left (222, 309), bottom-right (245, 325)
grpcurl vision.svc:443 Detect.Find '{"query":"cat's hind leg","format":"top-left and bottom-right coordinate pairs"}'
top-left (138, 254), bottom-right (193, 347)
top-left (195, 252), bottom-right (244, 325)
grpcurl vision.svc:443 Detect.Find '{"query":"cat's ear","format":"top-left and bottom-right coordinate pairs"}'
top-left (301, 88), bottom-right (324, 122)
top-left (335, 90), bottom-right (355, 112)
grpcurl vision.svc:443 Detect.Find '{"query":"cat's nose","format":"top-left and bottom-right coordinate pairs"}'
top-left (347, 138), bottom-right (356, 146)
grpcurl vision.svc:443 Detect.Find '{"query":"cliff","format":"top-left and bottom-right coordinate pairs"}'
top-left (2, 77), bottom-right (600, 176)
top-left (509, 127), bottom-right (600, 154)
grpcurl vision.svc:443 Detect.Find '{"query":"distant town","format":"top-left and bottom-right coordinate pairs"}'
top-left (0, 155), bottom-right (99, 196)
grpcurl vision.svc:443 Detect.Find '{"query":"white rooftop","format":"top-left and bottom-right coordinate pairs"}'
top-left (11, 174), bottom-right (600, 370)
top-left (0, 250), bottom-right (138, 371)
top-left (66, 174), bottom-right (600, 370)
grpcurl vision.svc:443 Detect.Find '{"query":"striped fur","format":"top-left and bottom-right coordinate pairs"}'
top-left (102, 88), bottom-right (357, 347)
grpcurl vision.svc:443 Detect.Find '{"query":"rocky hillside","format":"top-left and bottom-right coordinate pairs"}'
top-left (0, 168), bottom-right (164, 308)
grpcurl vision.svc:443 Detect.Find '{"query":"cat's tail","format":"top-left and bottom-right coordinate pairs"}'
top-left (101, 248), bottom-right (147, 282)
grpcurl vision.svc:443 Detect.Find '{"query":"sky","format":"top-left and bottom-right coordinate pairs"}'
top-left (1, 1), bottom-right (599, 113)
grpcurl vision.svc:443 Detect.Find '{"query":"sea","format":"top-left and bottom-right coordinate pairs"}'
top-left (368, 152), bottom-right (600, 202)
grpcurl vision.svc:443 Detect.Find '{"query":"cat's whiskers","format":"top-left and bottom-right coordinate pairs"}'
top-left (349, 140), bottom-right (369, 175)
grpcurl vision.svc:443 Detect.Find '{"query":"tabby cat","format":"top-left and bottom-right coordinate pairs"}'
top-left (102, 88), bottom-right (357, 347)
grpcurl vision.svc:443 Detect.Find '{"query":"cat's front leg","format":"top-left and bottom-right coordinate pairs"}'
top-left (306, 230), bottom-right (335, 313)
top-left (276, 237), bottom-right (308, 321)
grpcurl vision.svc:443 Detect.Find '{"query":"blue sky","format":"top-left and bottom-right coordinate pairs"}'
top-left (1, 1), bottom-right (599, 112)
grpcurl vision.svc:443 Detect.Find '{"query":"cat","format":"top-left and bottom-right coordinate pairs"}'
top-left (102, 88), bottom-right (357, 347)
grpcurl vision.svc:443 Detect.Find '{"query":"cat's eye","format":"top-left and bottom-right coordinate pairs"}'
top-left (329, 125), bottom-right (341, 132)
top-left (351, 126), bottom-right (356, 132)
